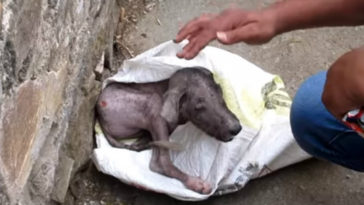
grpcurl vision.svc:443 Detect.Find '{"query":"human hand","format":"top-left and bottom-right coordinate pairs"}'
top-left (322, 47), bottom-right (364, 120)
top-left (174, 8), bottom-right (278, 59)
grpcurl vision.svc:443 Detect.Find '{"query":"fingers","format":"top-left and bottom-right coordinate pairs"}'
top-left (175, 14), bottom-right (215, 43)
top-left (216, 24), bottom-right (258, 45)
top-left (175, 16), bottom-right (206, 43)
top-left (176, 32), bottom-right (199, 58)
top-left (185, 37), bottom-right (210, 59)
top-left (175, 22), bottom-right (200, 43)
top-left (177, 33), bottom-right (214, 59)
top-left (176, 38), bottom-right (196, 58)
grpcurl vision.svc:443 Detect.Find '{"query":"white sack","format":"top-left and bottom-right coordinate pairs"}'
top-left (92, 41), bottom-right (310, 201)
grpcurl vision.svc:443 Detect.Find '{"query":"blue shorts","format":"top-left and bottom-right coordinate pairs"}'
top-left (290, 71), bottom-right (364, 171)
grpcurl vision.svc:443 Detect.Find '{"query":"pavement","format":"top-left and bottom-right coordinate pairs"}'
top-left (70, 0), bottom-right (364, 204)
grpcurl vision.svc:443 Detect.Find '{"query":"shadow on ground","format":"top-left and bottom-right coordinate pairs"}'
top-left (68, 159), bottom-right (364, 205)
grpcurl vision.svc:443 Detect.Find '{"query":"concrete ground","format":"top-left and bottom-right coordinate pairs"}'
top-left (69, 0), bottom-right (364, 204)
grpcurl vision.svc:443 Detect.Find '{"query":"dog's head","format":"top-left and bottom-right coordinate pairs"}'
top-left (161, 67), bottom-right (241, 142)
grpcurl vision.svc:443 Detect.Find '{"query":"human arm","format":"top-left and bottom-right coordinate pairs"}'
top-left (271, 0), bottom-right (364, 34)
top-left (322, 47), bottom-right (364, 120)
top-left (175, 0), bottom-right (364, 59)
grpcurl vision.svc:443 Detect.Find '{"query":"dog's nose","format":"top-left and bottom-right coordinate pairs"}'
top-left (223, 136), bottom-right (234, 142)
top-left (230, 124), bottom-right (242, 136)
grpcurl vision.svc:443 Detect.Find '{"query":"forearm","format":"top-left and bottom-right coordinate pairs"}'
top-left (264, 0), bottom-right (364, 35)
top-left (322, 46), bottom-right (364, 119)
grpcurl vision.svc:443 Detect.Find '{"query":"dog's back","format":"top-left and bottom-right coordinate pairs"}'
top-left (96, 81), bottom-right (168, 141)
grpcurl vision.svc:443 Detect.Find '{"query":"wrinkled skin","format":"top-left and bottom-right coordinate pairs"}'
top-left (96, 67), bottom-right (242, 194)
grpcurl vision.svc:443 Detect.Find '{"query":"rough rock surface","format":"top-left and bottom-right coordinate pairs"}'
top-left (3, 0), bottom-right (364, 205)
top-left (0, 0), bottom-right (119, 204)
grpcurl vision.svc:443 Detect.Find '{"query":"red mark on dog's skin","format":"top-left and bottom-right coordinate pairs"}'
top-left (100, 101), bottom-right (107, 107)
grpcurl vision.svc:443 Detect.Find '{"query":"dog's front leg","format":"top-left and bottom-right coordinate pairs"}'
top-left (149, 116), bottom-right (212, 194)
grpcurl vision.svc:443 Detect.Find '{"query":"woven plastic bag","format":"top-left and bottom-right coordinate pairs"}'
top-left (92, 41), bottom-right (310, 201)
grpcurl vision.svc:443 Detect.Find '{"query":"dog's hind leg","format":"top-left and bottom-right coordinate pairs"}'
top-left (129, 131), bottom-right (153, 151)
top-left (149, 147), bottom-right (164, 174)
top-left (149, 116), bottom-right (212, 194)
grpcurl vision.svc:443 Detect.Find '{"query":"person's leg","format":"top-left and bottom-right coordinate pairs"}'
top-left (291, 71), bottom-right (364, 171)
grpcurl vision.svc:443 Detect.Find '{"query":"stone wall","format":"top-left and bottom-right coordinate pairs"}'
top-left (0, 0), bottom-right (119, 204)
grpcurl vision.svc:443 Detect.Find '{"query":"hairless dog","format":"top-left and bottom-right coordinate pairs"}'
top-left (96, 67), bottom-right (242, 194)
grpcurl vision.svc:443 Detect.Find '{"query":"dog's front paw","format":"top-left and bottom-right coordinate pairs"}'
top-left (185, 176), bottom-right (212, 194)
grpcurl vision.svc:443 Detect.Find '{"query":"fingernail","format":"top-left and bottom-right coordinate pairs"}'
top-left (185, 54), bottom-right (193, 60)
top-left (217, 32), bottom-right (227, 41)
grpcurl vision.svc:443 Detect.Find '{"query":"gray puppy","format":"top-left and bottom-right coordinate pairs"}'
top-left (96, 67), bottom-right (241, 194)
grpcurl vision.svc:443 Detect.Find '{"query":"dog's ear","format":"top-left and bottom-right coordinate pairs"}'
top-left (160, 84), bottom-right (186, 129)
